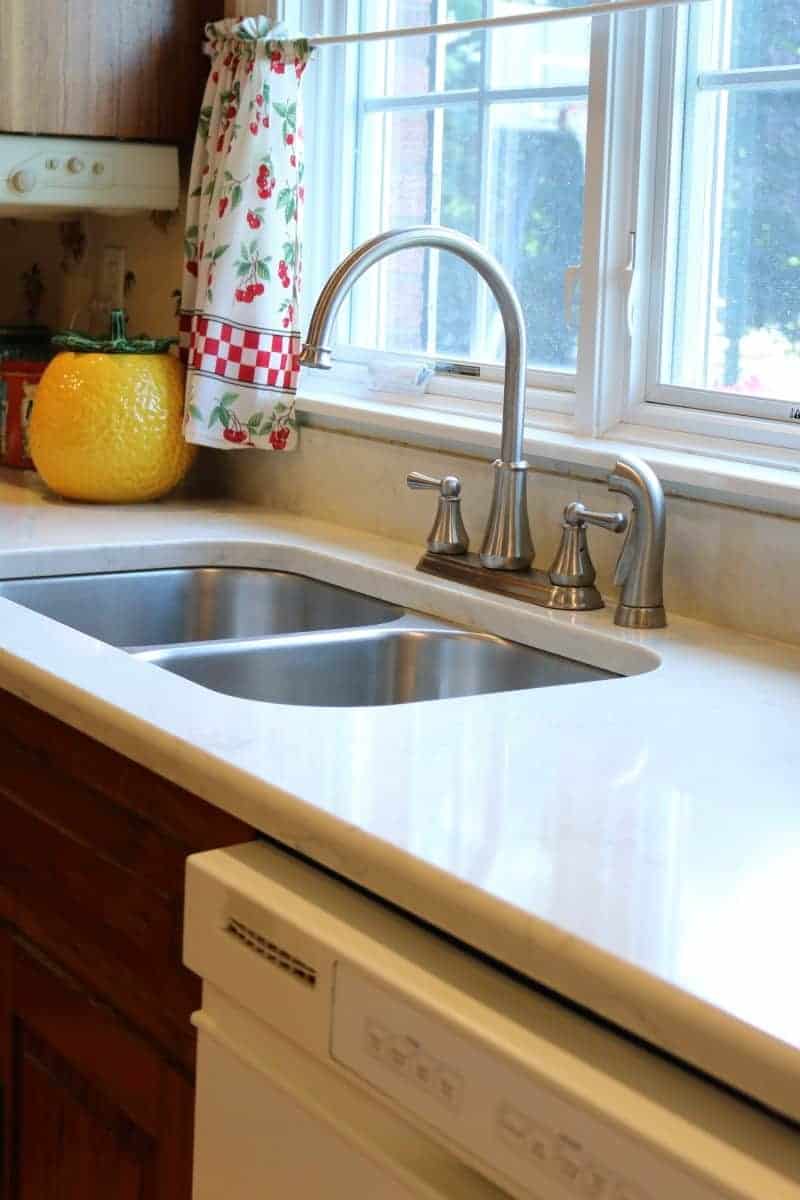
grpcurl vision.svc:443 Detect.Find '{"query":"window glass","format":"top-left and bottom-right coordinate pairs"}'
top-left (727, 0), bottom-right (800, 70)
top-left (663, 0), bottom-right (800, 405)
top-left (346, 0), bottom-right (591, 372)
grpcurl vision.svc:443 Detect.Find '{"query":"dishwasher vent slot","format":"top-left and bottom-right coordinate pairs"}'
top-left (225, 916), bottom-right (317, 988)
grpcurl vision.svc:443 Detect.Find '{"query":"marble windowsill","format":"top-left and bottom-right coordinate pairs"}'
top-left (294, 383), bottom-right (800, 520)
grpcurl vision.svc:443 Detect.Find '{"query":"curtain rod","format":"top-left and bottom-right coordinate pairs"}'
top-left (307, 0), bottom-right (705, 47)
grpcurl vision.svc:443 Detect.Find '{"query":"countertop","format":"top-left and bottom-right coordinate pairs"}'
top-left (0, 470), bottom-right (798, 1125)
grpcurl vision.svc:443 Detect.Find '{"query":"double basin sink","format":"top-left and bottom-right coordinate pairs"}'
top-left (0, 567), bottom-right (619, 708)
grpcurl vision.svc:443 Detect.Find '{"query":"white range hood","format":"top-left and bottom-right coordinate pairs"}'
top-left (0, 135), bottom-right (179, 218)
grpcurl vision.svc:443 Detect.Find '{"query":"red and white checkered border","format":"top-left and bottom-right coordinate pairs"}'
top-left (179, 311), bottom-right (300, 392)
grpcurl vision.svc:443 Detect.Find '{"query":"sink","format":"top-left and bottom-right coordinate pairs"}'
top-left (137, 625), bottom-right (618, 707)
top-left (1, 565), bottom-right (627, 707)
top-left (0, 568), bottom-right (402, 648)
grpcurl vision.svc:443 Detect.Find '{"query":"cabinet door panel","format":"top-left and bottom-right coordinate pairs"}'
top-left (16, 1032), bottom-right (153, 1200)
top-left (0, 1), bottom-right (216, 142)
top-left (0, 798), bottom-right (176, 969)
top-left (0, 930), bottom-right (193, 1200)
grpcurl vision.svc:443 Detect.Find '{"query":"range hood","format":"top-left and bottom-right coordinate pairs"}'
top-left (0, 135), bottom-right (179, 218)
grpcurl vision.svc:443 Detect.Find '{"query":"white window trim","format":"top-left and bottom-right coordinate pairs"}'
top-left (291, 0), bottom-right (800, 515)
top-left (301, 0), bottom-right (596, 400)
top-left (634, 3), bottom-right (800, 431)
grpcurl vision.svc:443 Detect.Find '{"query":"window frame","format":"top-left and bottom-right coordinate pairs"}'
top-left (293, 0), bottom-right (800, 467)
top-left (300, 0), bottom-right (607, 418)
top-left (622, 2), bottom-right (800, 450)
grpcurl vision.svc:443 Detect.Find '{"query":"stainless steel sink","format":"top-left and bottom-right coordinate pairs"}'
top-left (0, 568), bottom-right (402, 648)
top-left (1, 566), bottom-right (624, 707)
top-left (137, 624), bottom-right (618, 707)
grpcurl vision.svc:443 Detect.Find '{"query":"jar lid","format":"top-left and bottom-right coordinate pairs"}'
top-left (52, 309), bottom-right (176, 355)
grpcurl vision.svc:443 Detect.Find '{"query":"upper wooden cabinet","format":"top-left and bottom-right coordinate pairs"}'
top-left (0, 1), bottom-right (218, 143)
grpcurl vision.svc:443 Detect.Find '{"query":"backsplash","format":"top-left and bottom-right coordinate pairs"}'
top-left (0, 206), bottom-right (185, 339)
top-left (214, 423), bottom-right (800, 647)
top-left (0, 220), bottom-right (66, 329)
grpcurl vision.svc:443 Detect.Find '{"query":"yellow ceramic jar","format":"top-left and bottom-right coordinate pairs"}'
top-left (30, 311), bottom-right (195, 503)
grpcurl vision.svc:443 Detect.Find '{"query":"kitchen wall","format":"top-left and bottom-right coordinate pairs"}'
top-left (217, 424), bottom-right (800, 647)
top-left (0, 205), bottom-right (185, 340)
top-left (0, 220), bottom-right (67, 329)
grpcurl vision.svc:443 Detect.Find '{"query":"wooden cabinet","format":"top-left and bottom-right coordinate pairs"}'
top-left (0, 1), bottom-right (218, 143)
top-left (0, 932), bottom-right (194, 1200)
top-left (0, 688), bottom-right (256, 1199)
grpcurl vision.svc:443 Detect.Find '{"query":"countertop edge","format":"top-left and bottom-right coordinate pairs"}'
top-left (1, 642), bottom-right (798, 1127)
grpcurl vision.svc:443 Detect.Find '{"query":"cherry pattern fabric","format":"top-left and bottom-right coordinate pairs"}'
top-left (180, 17), bottom-right (311, 451)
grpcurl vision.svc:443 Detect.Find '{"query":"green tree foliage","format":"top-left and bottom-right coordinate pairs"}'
top-left (434, 0), bottom-right (584, 367)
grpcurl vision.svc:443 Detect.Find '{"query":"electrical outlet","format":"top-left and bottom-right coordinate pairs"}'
top-left (99, 245), bottom-right (126, 308)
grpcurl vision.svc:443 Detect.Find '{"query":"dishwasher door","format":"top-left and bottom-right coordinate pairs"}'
top-left (192, 989), bottom-right (508, 1200)
top-left (185, 842), bottom-right (800, 1200)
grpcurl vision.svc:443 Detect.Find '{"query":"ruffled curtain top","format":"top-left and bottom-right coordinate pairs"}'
top-left (204, 15), bottom-right (311, 57)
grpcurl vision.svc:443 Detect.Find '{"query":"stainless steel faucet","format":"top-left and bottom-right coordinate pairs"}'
top-left (405, 452), bottom-right (667, 627)
top-left (607, 456), bottom-right (666, 628)
top-left (300, 225), bottom-right (667, 627)
top-left (299, 226), bottom-right (533, 570)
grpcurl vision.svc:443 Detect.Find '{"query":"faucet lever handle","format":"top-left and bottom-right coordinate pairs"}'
top-left (563, 501), bottom-right (627, 534)
top-left (549, 502), bottom-right (627, 589)
top-left (406, 472), bottom-right (461, 498)
top-left (406, 471), bottom-right (469, 556)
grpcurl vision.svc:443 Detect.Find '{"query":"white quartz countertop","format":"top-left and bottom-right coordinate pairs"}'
top-left (1, 470), bottom-right (798, 1124)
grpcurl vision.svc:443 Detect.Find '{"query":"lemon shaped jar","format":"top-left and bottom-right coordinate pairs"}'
top-left (30, 310), bottom-right (196, 503)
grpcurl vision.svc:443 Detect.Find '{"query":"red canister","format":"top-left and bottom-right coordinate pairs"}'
top-left (0, 360), bottom-right (48, 468)
top-left (0, 327), bottom-right (53, 469)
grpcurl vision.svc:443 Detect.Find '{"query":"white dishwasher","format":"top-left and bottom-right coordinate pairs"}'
top-left (183, 841), bottom-right (800, 1200)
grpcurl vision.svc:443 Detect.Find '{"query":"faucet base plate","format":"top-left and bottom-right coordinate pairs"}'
top-left (417, 552), bottom-right (604, 612)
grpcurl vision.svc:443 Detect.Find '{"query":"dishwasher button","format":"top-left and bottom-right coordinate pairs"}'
top-left (387, 1036), bottom-right (417, 1075)
top-left (553, 1133), bottom-right (583, 1186)
top-left (497, 1103), bottom-right (531, 1151)
top-left (526, 1122), bottom-right (553, 1167)
top-left (578, 1164), bottom-right (614, 1197)
top-left (364, 1019), bottom-right (391, 1060)
top-left (411, 1052), bottom-right (436, 1093)
top-left (434, 1065), bottom-right (464, 1110)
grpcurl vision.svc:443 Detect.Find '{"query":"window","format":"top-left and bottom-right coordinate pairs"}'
top-left (295, 0), bottom-right (800, 457)
top-left (646, 0), bottom-right (800, 429)
top-left (350, 0), bottom-right (590, 382)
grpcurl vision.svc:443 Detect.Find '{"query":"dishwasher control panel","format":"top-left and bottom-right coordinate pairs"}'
top-left (331, 963), bottom-right (725, 1200)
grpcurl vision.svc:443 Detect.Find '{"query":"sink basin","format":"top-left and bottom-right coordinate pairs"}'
top-left (2, 565), bottom-right (627, 707)
top-left (138, 626), bottom-right (618, 707)
top-left (0, 568), bottom-right (403, 648)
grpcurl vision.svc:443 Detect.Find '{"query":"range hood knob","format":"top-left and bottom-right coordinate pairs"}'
top-left (67, 156), bottom-right (86, 174)
top-left (10, 168), bottom-right (37, 194)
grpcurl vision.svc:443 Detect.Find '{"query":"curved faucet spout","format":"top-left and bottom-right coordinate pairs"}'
top-left (300, 226), bottom-right (533, 569)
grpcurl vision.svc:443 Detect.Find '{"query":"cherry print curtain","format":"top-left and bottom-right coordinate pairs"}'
top-left (180, 17), bottom-right (311, 451)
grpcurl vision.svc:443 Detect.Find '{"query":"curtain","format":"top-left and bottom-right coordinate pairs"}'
top-left (180, 17), bottom-right (311, 452)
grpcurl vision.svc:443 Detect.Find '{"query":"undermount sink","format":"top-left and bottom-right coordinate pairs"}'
top-left (137, 625), bottom-right (617, 707)
top-left (1, 565), bottom-right (625, 707)
top-left (0, 568), bottom-right (402, 648)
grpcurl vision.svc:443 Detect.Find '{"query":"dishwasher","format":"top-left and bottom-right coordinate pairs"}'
top-left (183, 841), bottom-right (800, 1200)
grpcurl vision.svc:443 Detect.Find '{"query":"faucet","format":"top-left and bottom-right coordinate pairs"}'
top-left (607, 456), bottom-right (666, 628)
top-left (406, 453), bottom-right (667, 627)
top-left (299, 226), bottom-right (533, 570)
top-left (301, 225), bottom-right (667, 627)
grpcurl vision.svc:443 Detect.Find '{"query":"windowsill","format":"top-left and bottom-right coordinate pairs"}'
top-left (295, 381), bottom-right (800, 520)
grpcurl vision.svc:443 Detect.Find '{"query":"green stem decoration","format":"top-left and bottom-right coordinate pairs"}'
top-left (52, 309), bottom-right (178, 355)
